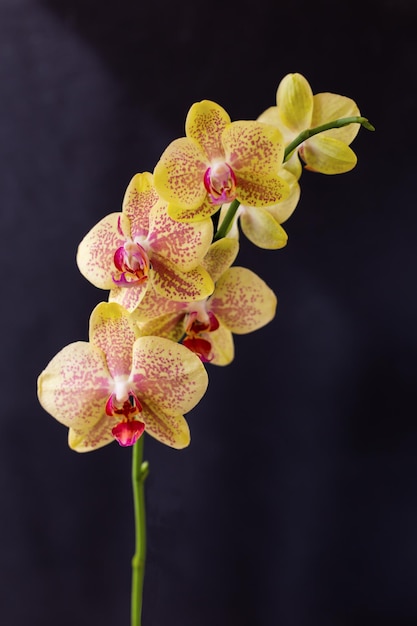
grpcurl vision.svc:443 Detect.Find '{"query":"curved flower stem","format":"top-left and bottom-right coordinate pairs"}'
top-left (131, 434), bottom-right (149, 626)
top-left (213, 198), bottom-right (240, 241)
top-left (283, 116), bottom-right (375, 161)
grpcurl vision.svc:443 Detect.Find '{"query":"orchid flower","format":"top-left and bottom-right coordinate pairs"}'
top-left (37, 302), bottom-right (209, 451)
top-left (76, 172), bottom-right (214, 312)
top-left (133, 239), bottom-right (277, 365)
top-left (153, 100), bottom-right (290, 223)
top-left (258, 72), bottom-right (361, 176)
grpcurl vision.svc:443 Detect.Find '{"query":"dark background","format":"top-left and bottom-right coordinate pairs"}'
top-left (2, 0), bottom-right (417, 624)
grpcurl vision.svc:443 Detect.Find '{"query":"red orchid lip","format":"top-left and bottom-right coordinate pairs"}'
top-left (112, 420), bottom-right (145, 447)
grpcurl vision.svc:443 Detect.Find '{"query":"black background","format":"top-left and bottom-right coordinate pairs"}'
top-left (2, 1), bottom-right (417, 625)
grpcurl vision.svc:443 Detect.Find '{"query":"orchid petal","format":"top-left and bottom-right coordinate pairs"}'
top-left (210, 267), bottom-right (277, 333)
top-left (122, 172), bottom-right (158, 238)
top-left (236, 173), bottom-right (289, 208)
top-left (140, 404), bottom-right (190, 449)
top-left (265, 169), bottom-right (301, 223)
top-left (109, 281), bottom-right (149, 313)
top-left (37, 341), bottom-right (112, 431)
top-left (222, 120), bottom-right (285, 178)
top-left (89, 302), bottom-right (138, 378)
top-left (68, 416), bottom-right (116, 452)
top-left (240, 206), bottom-right (288, 249)
top-left (167, 195), bottom-right (220, 223)
top-left (150, 256), bottom-right (214, 302)
top-left (131, 283), bottom-right (187, 322)
top-left (209, 325), bottom-right (235, 366)
top-left (303, 135), bottom-right (357, 174)
top-left (130, 336), bottom-right (209, 415)
top-left (312, 92), bottom-right (361, 144)
top-left (153, 137), bottom-right (208, 210)
top-left (136, 312), bottom-right (186, 343)
top-left (148, 200), bottom-right (213, 270)
top-left (276, 73), bottom-right (314, 133)
top-left (77, 213), bottom-right (130, 289)
top-left (201, 238), bottom-right (239, 283)
top-left (185, 100), bottom-right (231, 161)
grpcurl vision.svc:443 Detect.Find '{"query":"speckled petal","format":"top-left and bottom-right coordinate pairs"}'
top-left (185, 100), bottom-right (231, 160)
top-left (210, 267), bottom-right (277, 333)
top-left (109, 281), bottom-right (149, 313)
top-left (201, 238), bottom-right (239, 283)
top-left (140, 404), bottom-right (190, 449)
top-left (77, 213), bottom-right (130, 289)
top-left (89, 302), bottom-right (138, 378)
top-left (151, 256), bottom-right (214, 302)
top-left (37, 341), bottom-right (112, 430)
top-left (68, 416), bottom-right (116, 452)
top-left (222, 120), bottom-right (285, 178)
top-left (236, 173), bottom-right (289, 208)
top-left (240, 206), bottom-right (288, 249)
top-left (130, 335), bottom-right (209, 415)
top-left (122, 172), bottom-right (158, 237)
top-left (209, 325), bottom-right (235, 366)
top-left (167, 195), bottom-right (220, 223)
top-left (265, 169), bottom-right (301, 223)
top-left (153, 137), bottom-right (208, 210)
top-left (276, 73), bottom-right (314, 133)
top-left (303, 135), bottom-right (357, 174)
top-left (131, 283), bottom-right (187, 323)
top-left (148, 199), bottom-right (213, 270)
top-left (136, 312), bottom-right (186, 343)
top-left (312, 92), bottom-right (361, 144)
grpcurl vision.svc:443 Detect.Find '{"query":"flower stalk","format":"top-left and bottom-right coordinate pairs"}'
top-left (131, 435), bottom-right (149, 626)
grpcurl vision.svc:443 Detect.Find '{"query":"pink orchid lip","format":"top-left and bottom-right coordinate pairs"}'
top-left (105, 391), bottom-right (143, 419)
top-left (112, 420), bottom-right (145, 447)
top-left (185, 310), bottom-right (219, 334)
top-left (112, 216), bottom-right (150, 287)
top-left (204, 161), bottom-right (237, 205)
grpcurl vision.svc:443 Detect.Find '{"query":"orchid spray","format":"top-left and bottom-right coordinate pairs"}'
top-left (37, 72), bottom-right (374, 625)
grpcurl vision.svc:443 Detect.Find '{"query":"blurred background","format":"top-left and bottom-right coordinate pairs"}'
top-left (2, 0), bottom-right (417, 624)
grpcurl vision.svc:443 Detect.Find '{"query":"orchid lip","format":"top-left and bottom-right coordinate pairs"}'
top-left (204, 161), bottom-right (237, 205)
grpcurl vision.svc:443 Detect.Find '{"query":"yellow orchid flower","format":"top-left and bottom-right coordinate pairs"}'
top-left (37, 302), bottom-right (209, 452)
top-left (218, 168), bottom-right (300, 250)
top-left (153, 100), bottom-right (290, 222)
top-left (132, 239), bottom-right (276, 366)
top-left (258, 73), bottom-right (361, 175)
top-left (76, 172), bottom-right (214, 312)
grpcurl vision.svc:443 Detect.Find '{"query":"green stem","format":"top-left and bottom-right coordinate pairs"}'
top-left (213, 198), bottom-right (241, 241)
top-left (284, 115), bottom-right (375, 162)
top-left (131, 435), bottom-right (149, 626)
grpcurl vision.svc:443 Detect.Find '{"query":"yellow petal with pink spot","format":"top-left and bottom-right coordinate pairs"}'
top-left (222, 120), bottom-right (285, 179)
top-left (77, 212), bottom-right (130, 289)
top-left (148, 197), bottom-right (213, 271)
top-left (265, 169), bottom-right (301, 223)
top-left (154, 137), bottom-right (208, 210)
top-left (37, 341), bottom-right (112, 431)
top-left (185, 100), bottom-right (231, 161)
top-left (201, 238), bottom-right (239, 283)
top-left (236, 173), bottom-right (289, 208)
top-left (68, 417), bottom-right (116, 452)
top-left (150, 256), bottom-right (214, 302)
top-left (89, 302), bottom-right (138, 378)
top-left (130, 335), bottom-right (209, 416)
top-left (122, 172), bottom-right (159, 236)
top-left (210, 267), bottom-right (277, 334)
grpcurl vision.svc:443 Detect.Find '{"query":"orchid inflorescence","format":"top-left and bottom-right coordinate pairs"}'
top-left (37, 72), bottom-right (373, 626)
top-left (37, 72), bottom-right (373, 452)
